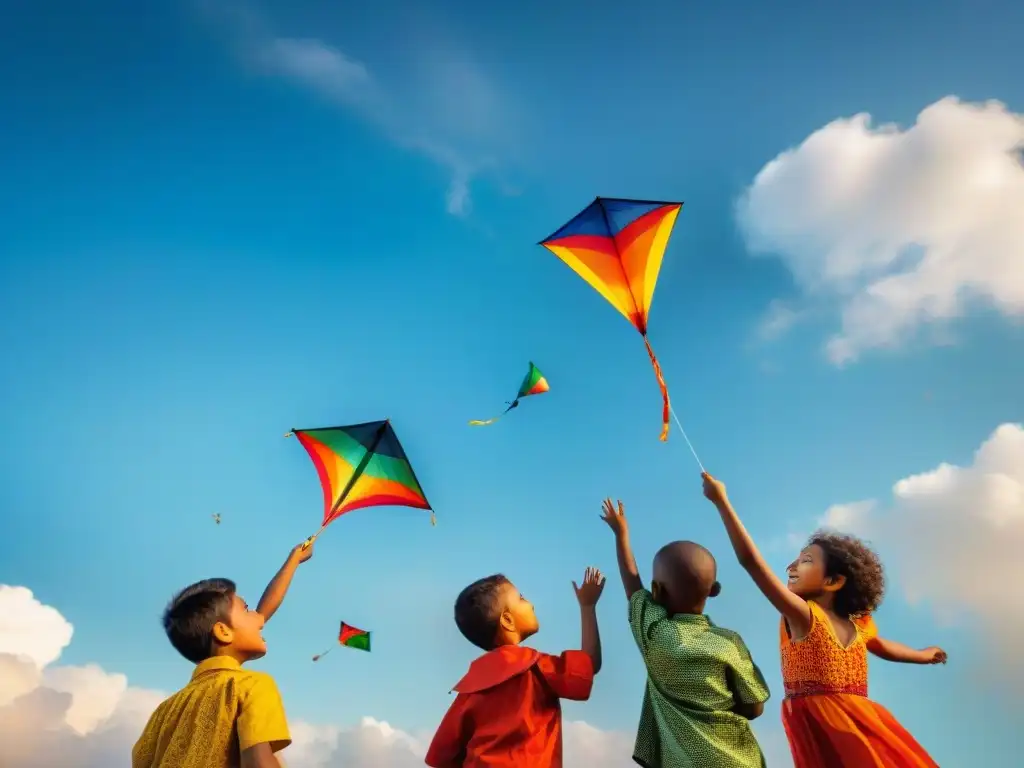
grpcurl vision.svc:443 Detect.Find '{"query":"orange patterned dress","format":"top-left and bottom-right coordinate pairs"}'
top-left (779, 601), bottom-right (938, 767)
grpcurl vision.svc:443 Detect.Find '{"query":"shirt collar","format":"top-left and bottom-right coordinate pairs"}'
top-left (191, 656), bottom-right (242, 681)
top-left (671, 612), bottom-right (713, 625)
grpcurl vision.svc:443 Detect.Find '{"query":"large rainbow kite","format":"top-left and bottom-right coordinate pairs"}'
top-left (540, 197), bottom-right (681, 442)
top-left (287, 419), bottom-right (433, 543)
top-left (469, 361), bottom-right (550, 426)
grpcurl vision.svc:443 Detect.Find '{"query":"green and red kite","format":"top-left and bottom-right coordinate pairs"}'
top-left (312, 621), bottom-right (371, 661)
top-left (469, 362), bottom-right (550, 427)
top-left (287, 419), bottom-right (434, 542)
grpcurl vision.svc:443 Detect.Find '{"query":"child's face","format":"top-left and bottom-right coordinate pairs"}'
top-left (786, 544), bottom-right (829, 597)
top-left (500, 581), bottom-right (539, 640)
top-left (221, 594), bottom-right (267, 660)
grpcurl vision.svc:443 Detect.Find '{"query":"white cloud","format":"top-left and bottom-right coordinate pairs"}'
top-left (811, 423), bottom-right (1024, 687)
top-left (208, 2), bottom-right (513, 216)
top-left (737, 96), bottom-right (1024, 364)
top-left (0, 585), bottom-right (74, 668)
top-left (0, 585), bottom-right (642, 768)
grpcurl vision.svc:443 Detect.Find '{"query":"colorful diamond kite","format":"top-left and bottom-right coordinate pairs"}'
top-left (288, 419), bottom-right (433, 541)
top-left (469, 361), bottom-right (550, 426)
top-left (540, 197), bottom-right (681, 441)
top-left (312, 621), bottom-right (371, 661)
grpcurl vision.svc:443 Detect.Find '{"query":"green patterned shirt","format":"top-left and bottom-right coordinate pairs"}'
top-left (628, 589), bottom-right (769, 768)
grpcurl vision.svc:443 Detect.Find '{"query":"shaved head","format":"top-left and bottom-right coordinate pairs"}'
top-left (653, 541), bottom-right (720, 610)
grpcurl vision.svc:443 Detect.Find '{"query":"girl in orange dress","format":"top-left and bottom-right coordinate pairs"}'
top-left (701, 473), bottom-right (947, 768)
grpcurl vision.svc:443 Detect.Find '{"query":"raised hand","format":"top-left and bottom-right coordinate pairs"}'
top-left (600, 499), bottom-right (629, 538)
top-left (292, 540), bottom-right (314, 564)
top-left (702, 472), bottom-right (729, 507)
top-left (573, 567), bottom-right (607, 607)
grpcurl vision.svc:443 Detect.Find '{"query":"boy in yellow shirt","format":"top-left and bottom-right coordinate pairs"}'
top-left (132, 541), bottom-right (314, 768)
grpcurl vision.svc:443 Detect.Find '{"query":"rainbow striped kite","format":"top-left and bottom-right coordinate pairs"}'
top-left (540, 197), bottom-right (681, 441)
top-left (469, 362), bottom-right (550, 426)
top-left (312, 621), bottom-right (371, 661)
top-left (288, 419), bottom-right (433, 540)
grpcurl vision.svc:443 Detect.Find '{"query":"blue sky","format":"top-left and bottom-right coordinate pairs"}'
top-left (2, 0), bottom-right (1022, 765)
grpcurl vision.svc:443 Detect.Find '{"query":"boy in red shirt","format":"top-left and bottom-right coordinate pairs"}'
top-left (425, 567), bottom-right (606, 768)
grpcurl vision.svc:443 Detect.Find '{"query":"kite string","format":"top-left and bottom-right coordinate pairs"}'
top-left (669, 404), bottom-right (705, 474)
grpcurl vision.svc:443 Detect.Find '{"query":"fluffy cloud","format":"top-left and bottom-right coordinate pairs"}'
top-left (815, 423), bottom-right (1024, 686)
top-left (737, 96), bottom-right (1024, 364)
top-left (0, 586), bottom-right (636, 768)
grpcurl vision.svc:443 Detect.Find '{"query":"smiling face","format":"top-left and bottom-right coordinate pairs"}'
top-left (497, 581), bottom-right (539, 642)
top-left (786, 544), bottom-right (830, 598)
top-left (211, 594), bottom-right (267, 661)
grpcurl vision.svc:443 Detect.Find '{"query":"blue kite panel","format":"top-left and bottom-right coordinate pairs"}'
top-left (600, 199), bottom-right (670, 236)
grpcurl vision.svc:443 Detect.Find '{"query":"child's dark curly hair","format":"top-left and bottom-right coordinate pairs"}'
top-left (807, 530), bottom-right (886, 617)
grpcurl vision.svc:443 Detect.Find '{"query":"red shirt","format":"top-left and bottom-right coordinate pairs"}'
top-left (424, 645), bottom-right (594, 768)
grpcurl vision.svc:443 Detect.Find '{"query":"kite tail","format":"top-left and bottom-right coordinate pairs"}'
top-left (312, 645), bottom-right (334, 662)
top-left (643, 335), bottom-right (671, 442)
top-left (469, 400), bottom-right (518, 427)
top-left (468, 415), bottom-right (501, 426)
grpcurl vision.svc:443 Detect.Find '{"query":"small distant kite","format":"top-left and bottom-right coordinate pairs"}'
top-left (469, 362), bottom-right (550, 426)
top-left (286, 419), bottom-right (434, 548)
top-left (312, 621), bottom-right (371, 661)
top-left (211, 513), bottom-right (221, 525)
top-left (540, 197), bottom-right (704, 468)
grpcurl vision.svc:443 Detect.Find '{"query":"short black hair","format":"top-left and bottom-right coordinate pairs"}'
top-left (808, 531), bottom-right (886, 617)
top-left (454, 574), bottom-right (510, 650)
top-left (162, 578), bottom-right (236, 663)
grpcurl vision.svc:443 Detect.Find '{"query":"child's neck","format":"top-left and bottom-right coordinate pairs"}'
top-left (807, 595), bottom-right (840, 617)
top-left (211, 647), bottom-right (256, 666)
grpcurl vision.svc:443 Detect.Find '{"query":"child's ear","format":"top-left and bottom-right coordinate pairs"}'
top-left (824, 574), bottom-right (847, 593)
top-left (212, 621), bottom-right (233, 645)
top-left (498, 610), bottom-right (516, 633)
top-left (708, 581), bottom-right (722, 598)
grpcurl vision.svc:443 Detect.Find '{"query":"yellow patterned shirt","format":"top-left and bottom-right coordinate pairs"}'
top-left (132, 656), bottom-right (292, 768)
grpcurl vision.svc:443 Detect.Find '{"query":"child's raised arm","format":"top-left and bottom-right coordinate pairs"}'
top-left (599, 499), bottom-right (644, 598)
top-left (573, 566), bottom-right (606, 674)
top-left (256, 542), bottom-right (314, 622)
top-left (702, 473), bottom-right (812, 637)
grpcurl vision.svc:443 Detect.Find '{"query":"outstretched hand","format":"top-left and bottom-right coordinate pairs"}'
top-left (921, 646), bottom-right (947, 665)
top-left (573, 567), bottom-right (606, 607)
top-left (600, 499), bottom-right (629, 537)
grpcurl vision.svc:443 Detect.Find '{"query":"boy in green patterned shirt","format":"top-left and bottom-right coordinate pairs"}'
top-left (600, 499), bottom-right (770, 768)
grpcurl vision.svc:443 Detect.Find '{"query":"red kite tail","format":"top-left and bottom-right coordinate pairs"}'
top-left (643, 335), bottom-right (671, 442)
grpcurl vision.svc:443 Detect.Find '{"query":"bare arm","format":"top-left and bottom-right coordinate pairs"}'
top-left (613, 531), bottom-right (644, 599)
top-left (732, 701), bottom-right (764, 720)
top-left (573, 567), bottom-right (606, 675)
top-left (601, 500), bottom-right (644, 598)
top-left (704, 476), bottom-right (811, 637)
top-left (867, 636), bottom-right (947, 665)
top-left (240, 743), bottom-right (280, 768)
top-left (256, 543), bottom-right (312, 623)
top-left (580, 605), bottom-right (602, 674)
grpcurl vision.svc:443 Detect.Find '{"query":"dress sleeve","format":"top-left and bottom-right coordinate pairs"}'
top-left (628, 588), bottom-right (668, 655)
top-left (237, 675), bottom-right (292, 753)
top-left (535, 650), bottom-right (594, 701)
top-left (425, 694), bottom-right (471, 767)
top-left (727, 636), bottom-right (771, 705)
